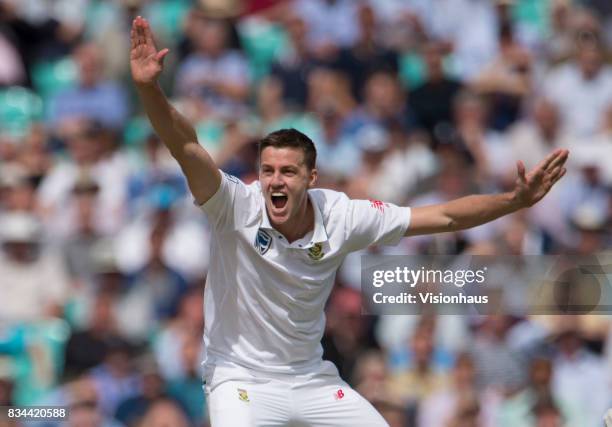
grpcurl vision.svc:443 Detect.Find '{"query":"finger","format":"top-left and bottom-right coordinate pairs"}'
top-left (134, 16), bottom-right (141, 45)
top-left (136, 16), bottom-right (146, 47)
top-left (155, 48), bottom-right (170, 64)
top-left (550, 168), bottom-right (567, 187)
top-left (546, 168), bottom-right (566, 190)
top-left (141, 17), bottom-right (157, 50)
top-left (536, 149), bottom-right (563, 172)
top-left (130, 25), bottom-right (136, 49)
top-left (551, 167), bottom-right (566, 184)
top-left (130, 19), bottom-right (140, 49)
top-left (546, 163), bottom-right (564, 180)
top-left (516, 160), bottom-right (527, 183)
top-left (545, 149), bottom-right (569, 172)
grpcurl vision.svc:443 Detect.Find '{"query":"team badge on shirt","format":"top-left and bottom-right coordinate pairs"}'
top-left (255, 229), bottom-right (272, 255)
top-left (307, 242), bottom-right (325, 261)
top-left (237, 388), bottom-right (250, 402)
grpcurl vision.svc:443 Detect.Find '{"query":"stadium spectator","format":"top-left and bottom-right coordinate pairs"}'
top-left (386, 324), bottom-right (448, 406)
top-left (353, 350), bottom-right (393, 406)
top-left (292, 0), bottom-right (359, 58)
top-left (270, 12), bottom-right (318, 109)
top-left (322, 287), bottom-right (376, 382)
top-left (0, 27), bottom-right (25, 86)
top-left (121, 219), bottom-right (189, 339)
top-left (89, 339), bottom-right (141, 416)
top-left (0, 212), bottom-right (69, 322)
top-left (422, 0), bottom-right (500, 80)
top-left (508, 98), bottom-right (566, 172)
top-left (47, 43), bottom-right (130, 132)
top-left (418, 352), bottom-right (482, 427)
top-left (303, 68), bottom-right (361, 181)
top-left (345, 124), bottom-right (392, 199)
top-left (114, 358), bottom-right (166, 427)
top-left (409, 40), bottom-right (463, 140)
top-left (470, 315), bottom-right (528, 392)
top-left (137, 398), bottom-right (190, 427)
top-left (63, 290), bottom-right (123, 379)
top-left (174, 15), bottom-right (250, 118)
top-left (165, 332), bottom-right (208, 425)
top-left (154, 289), bottom-right (204, 382)
top-left (471, 21), bottom-right (533, 131)
top-left (570, 103), bottom-right (612, 186)
top-left (335, 4), bottom-right (399, 102)
top-left (38, 121), bottom-right (129, 238)
top-left (551, 325), bottom-right (610, 427)
top-left (543, 36), bottom-right (612, 138)
top-left (0, 164), bottom-right (37, 213)
top-left (382, 126), bottom-right (438, 204)
top-left (347, 70), bottom-right (407, 131)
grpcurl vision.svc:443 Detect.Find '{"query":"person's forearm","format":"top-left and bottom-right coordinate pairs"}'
top-left (408, 149), bottom-right (567, 236)
top-left (135, 82), bottom-right (198, 156)
top-left (443, 191), bottom-right (523, 231)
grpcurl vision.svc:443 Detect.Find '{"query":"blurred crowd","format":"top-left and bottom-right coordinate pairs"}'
top-left (1, 0), bottom-right (612, 426)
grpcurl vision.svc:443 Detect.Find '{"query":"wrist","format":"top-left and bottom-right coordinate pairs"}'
top-left (509, 189), bottom-right (528, 209)
top-left (135, 81), bottom-right (160, 92)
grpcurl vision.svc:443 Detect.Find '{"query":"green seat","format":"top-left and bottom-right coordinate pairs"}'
top-left (400, 51), bottom-right (459, 90)
top-left (511, 0), bottom-right (552, 39)
top-left (31, 57), bottom-right (78, 101)
top-left (8, 320), bottom-right (71, 406)
top-left (123, 116), bottom-right (154, 149)
top-left (239, 20), bottom-right (288, 83)
top-left (0, 87), bottom-right (44, 138)
top-left (145, 0), bottom-right (192, 46)
top-left (195, 119), bottom-right (225, 157)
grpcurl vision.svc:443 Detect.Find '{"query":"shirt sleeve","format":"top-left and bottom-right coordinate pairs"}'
top-left (197, 171), bottom-right (253, 232)
top-left (344, 198), bottom-right (411, 252)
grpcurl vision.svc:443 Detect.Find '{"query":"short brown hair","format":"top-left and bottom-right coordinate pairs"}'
top-left (258, 129), bottom-right (317, 170)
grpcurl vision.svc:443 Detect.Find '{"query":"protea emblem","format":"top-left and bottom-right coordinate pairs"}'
top-left (308, 242), bottom-right (324, 261)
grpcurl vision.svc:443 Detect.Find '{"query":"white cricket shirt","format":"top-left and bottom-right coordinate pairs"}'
top-left (199, 171), bottom-right (411, 375)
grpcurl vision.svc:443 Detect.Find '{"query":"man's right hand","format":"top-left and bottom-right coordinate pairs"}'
top-left (130, 15), bottom-right (221, 205)
top-left (130, 16), bottom-right (169, 86)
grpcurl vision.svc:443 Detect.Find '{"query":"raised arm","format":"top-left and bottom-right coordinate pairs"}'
top-left (130, 16), bottom-right (220, 205)
top-left (405, 149), bottom-right (569, 236)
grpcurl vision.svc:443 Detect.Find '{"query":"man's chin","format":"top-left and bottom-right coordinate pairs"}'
top-left (269, 212), bottom-right (289, 225)
top-left (268, 206), bottom-right (291, 225)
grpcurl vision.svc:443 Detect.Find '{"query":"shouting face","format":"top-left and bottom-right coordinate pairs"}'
top-left (259, 146), bottom-right (317, 227)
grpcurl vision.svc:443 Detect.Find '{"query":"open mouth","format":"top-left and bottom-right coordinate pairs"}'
top-left (271, 192), bottom-right (288, 210)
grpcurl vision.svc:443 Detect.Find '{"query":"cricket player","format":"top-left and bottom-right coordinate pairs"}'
top-left (130, 16), bottom-right (569, 427)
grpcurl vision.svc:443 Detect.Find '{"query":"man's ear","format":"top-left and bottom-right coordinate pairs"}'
top-left (308, 168), bottom-right (318, 188)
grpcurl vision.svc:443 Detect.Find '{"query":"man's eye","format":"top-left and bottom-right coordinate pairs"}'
top-left (285, 170), bottom-right (296, 176)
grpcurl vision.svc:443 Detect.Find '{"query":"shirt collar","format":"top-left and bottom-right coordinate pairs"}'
top-left (259, 190), bottom-right (328, 248)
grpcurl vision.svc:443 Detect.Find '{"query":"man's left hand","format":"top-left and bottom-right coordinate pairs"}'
top-left (513, 149), bottom-right (569, 208)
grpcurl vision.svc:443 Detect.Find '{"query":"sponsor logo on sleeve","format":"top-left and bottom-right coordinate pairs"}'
top-left (369, 199), bottom-right (386, 213)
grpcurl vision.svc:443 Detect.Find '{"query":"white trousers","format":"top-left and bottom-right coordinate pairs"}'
top-left (204, 362), bottom-right (389, 427)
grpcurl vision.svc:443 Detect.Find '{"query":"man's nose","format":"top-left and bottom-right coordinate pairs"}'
top-left (270, 172), bottom-right (284, 187)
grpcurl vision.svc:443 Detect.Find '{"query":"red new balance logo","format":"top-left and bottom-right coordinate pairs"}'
top-left (369, 199), bottom-right (385, 213)
top-left (334, 389), bottom-right (345, 400)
